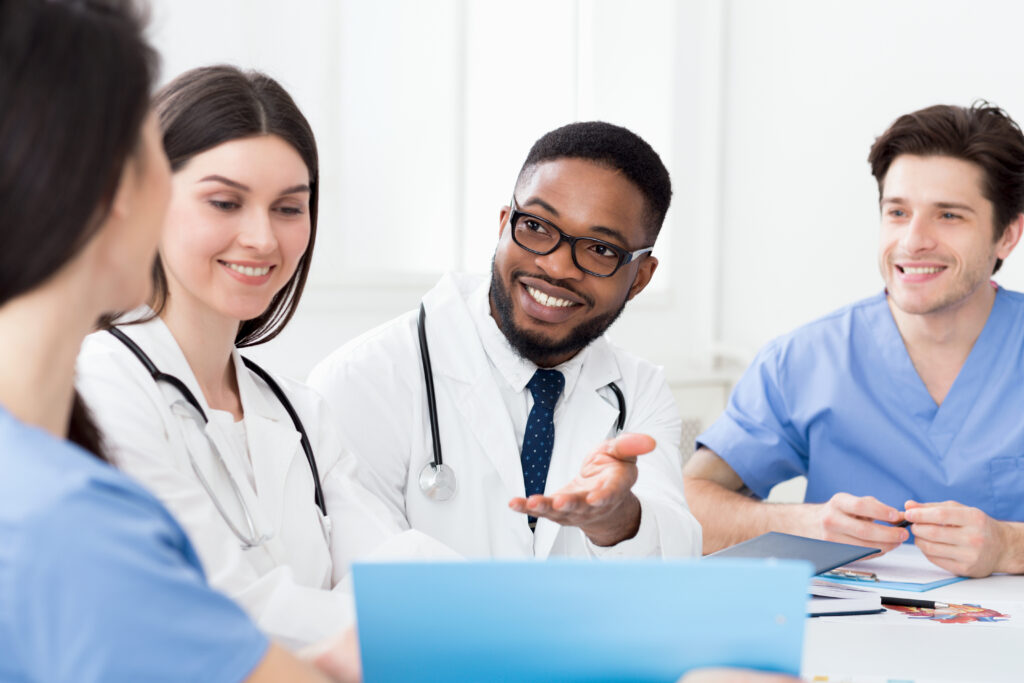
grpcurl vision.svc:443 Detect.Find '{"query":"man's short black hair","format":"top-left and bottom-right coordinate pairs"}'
top-left (516, 121), bottom-right (672, 241)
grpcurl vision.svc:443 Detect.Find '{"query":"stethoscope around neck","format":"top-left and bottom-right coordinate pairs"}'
top-left (415, 303), bottom-right (627, 502)
top-left (108, 327), bottom-right (326, 550)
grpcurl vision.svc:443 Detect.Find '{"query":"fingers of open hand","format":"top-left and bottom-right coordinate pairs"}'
top-left (578, 452), bottom-right (639, 494)
top-left (511, 472), bottom-right (633, 525)
top-left (510, 494), bottom-right (558, 515)
top-left (508, 491), bottom-right (591, 525)
top-left (597, 432), bottom-right (656, 461)
top-left (508, 445), bottom-right (641, 524)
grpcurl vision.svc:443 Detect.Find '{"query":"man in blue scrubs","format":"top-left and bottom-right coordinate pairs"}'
top-left (684, 103), bottom-right (1024, 578)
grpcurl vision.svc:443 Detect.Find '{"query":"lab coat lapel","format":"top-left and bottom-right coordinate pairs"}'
top-left (235, 351), bottom-right (302, 537)
top-left (451, 379), bottom-right (526, 499)
top-left (125, 319), bottom-right (274, 542)
top-left (171, 404), bottom-right (272, 545)
top-left (423, 275), bottom-right (526, 503)
top-left (121, 316), bottom-right (211, 414)
top-left (534, 338), bottom-right (621, 559)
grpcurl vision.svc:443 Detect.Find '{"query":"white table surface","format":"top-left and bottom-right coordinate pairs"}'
top-left (802, 561), bottom-right (1022, 682)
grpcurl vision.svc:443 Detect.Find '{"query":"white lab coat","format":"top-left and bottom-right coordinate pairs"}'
top-left (75, 317), bottom-right (409, 648)
top-left (308, 272), bottom-right (702, 559)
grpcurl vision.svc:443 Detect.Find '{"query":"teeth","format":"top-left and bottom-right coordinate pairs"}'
top-left (527, 286), bottom-right (574, 308)
top-left (225, 263), bottom-right (270, 277)
top-left (902, 266), bottom-right (943, 275)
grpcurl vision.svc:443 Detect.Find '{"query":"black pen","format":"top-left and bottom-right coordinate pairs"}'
top-left (881, 596), bottom-right (951, 609)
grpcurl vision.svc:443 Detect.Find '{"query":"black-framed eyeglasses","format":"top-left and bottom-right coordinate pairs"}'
top-left (507, 196), bottom-right (654, 277)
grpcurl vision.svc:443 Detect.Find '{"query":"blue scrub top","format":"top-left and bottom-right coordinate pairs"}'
top-left (0, 408), bottom-right (268, 683)
top-left (698, 287), bottom-right (1024, 522)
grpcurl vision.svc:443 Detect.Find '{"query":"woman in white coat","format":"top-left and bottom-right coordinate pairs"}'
top-left (76, 65), bottom-right (412, 649)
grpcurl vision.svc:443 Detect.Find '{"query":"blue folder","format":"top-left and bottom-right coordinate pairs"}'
top-left (352, 559), bottom-right (811, 683)
top-left (706, 531), bottom-right (878, 575)
top-left (821, 574), bottom-right (965, 593)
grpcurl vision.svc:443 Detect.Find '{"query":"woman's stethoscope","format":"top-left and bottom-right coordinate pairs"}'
top-left (415, 303), bottom-right (627, 502)
top-left (108, 327), bottom-right (325, 549)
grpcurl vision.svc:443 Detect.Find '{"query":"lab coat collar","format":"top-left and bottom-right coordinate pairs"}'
top-left (422, 273), bottom-right (625, 557)
top-left (233, 350), bottom-right (289, 423)
top-left (113, 313), bottom-right (286, 424)
top-left (114, 313), bottom-right (299, 540)
top-left (420, 272), bottom-right (489, 384)
top-left (232, 350), bottom-right (302, 535)
top-left (113, 313), bottom-right (215, 417)
top-left (468, 279), bottom-right (589, 404)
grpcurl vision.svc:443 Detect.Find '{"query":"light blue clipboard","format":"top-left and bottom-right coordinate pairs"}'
top-left (820, 574), bottom-right (966, 592)
top-left (352, 558), bottom-right (811, 683)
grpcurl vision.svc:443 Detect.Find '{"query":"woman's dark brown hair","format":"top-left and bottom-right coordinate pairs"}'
top-left (0, 0), bottom-right (157, 459)
top-left (149, 65), bottom-right (320, 347)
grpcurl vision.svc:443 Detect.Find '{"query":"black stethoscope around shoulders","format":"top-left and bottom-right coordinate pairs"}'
top-left (108, 327), bottom-right (325, 549)
top-left (415, 303), bottom-right (627, 502)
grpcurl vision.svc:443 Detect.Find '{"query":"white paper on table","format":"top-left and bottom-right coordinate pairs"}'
top-left (844, 543), bottom-right (958, 583)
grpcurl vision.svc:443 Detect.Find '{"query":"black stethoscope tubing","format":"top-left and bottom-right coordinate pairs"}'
top-left (417, 302), bottom-right (627, 482)
top-left (108, 327), bottom-right (327, 517)
top-left (417, 303), bottom-right (444, 468)
top-left (607, 381), bottom-right (626, 431)
top-left (244, 358), bottom-right (326, 516)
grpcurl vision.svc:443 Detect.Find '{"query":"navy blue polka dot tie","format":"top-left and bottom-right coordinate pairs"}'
top-left (522, 369), bottom-right (564, 530)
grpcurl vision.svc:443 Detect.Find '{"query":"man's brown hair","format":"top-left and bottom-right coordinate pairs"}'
top-left (868, 102), bottom-right (1024, 273)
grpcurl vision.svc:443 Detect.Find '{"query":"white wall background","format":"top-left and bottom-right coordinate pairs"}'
top-left (147, 0), bottom-right (1024, 432)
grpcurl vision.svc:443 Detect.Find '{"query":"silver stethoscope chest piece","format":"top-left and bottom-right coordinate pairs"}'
top-left (418, 462), bottom-right (457, 501)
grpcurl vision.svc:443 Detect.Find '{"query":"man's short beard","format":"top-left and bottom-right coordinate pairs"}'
top-left (489, 262), bottom-right (628, 367)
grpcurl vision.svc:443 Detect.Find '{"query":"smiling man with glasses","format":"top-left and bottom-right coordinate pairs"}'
top-left (309, 122), bottom-right (701, 559)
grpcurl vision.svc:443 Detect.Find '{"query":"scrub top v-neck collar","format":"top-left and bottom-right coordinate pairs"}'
top-left (870, 285), bottom-right (1013, 457)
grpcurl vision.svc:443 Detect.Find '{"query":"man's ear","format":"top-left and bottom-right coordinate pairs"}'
top-left (997, 213), bottom-right (1024, 261)
top-left (498, 205), bottom-right (511, 237)
top-left (626, 255), bottom-right (658, 301)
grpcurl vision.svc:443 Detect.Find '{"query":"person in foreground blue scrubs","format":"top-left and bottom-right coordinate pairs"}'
top-left (685, 102), bottom-right (1024, 578)
top-left (0, 1), bottom-right (354, 680)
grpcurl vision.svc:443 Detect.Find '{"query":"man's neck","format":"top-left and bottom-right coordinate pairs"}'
top-left (888, 283), bottom-right (997, 405)
top-left (487, 289), bottom-right (581, 368)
